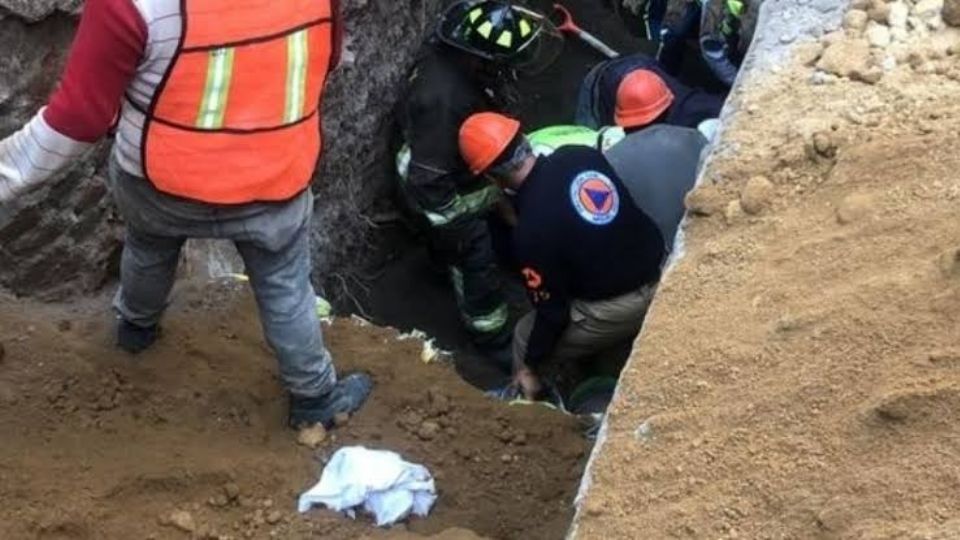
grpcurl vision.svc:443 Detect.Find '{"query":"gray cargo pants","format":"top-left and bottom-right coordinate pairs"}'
top-left (108, 158), bottom-right (336, 398)
top-left (513, 285), bottom-right (657, 394)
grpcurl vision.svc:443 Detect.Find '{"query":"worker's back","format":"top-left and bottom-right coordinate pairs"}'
top-left (606, 125), bottom-right (706, 251)
top-left (512, 146), bottom-right (665, 301)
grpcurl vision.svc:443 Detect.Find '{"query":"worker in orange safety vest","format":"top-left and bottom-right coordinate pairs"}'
top-left (0, 0), bottom-right (371, 430)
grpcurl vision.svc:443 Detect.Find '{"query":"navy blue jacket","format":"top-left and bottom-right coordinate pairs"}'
top-left (513, 146), bottom-right (665, 369)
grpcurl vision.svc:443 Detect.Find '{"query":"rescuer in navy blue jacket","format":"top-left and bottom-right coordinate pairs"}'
top-left (459, 113), bottom-right (666, 399)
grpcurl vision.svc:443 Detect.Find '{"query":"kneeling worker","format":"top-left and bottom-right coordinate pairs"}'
top-left (459, 113), bottom-right (666, 399)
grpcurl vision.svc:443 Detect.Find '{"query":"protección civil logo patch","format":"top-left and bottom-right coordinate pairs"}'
top-left (569, 171), bottom-right (619, 226)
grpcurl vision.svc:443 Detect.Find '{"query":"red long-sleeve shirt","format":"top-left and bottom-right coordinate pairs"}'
top-left (43, 0), bottom-right (147, 142)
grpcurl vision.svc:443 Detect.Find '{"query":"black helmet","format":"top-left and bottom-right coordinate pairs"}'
top-left (436, 1), bottom-right (562, 72)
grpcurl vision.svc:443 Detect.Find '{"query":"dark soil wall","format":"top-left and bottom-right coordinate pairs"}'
top-left (0, 0), bottom-right (442, 300)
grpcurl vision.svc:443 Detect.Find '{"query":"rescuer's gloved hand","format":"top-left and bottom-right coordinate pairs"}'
top-left (513, 367), bottom-right (543, 400)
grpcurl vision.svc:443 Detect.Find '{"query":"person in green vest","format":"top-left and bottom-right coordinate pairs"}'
top-left (526, 125), bottom-right (625, 157)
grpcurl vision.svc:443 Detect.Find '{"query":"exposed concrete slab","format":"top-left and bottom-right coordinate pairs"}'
top-left (567, 0), bottom-right (847, 537)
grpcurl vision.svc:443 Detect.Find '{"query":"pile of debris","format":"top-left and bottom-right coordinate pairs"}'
top-left (812, 0), bottom-right (960, 84)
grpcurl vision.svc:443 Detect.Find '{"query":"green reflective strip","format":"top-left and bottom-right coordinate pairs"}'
top-left (477, 21), bottom-right (494, 39)
top-left (528, 125), bottom-right (601, 154)
top-left (396, 145), bottom-right (411, 180)
top-left (519, 18), bottom-right (532, 37)
top-left (422, 185), bottom-right (501, 227)
top-left (197, 47), bottom-right (235, 129)
top-left (469, 7), bottom-right (483, 22)
top-left (450, 267), bottom-right (465, 304)
top-left (450, 267), bottom-right (509, 334)
top-left (726, 0), bottom-right (744, 17)
top-left (466, 303), bottom-right (509, 334)
top-left (285, 29), bottom-right (310, 123)
top-left (497, 30), bottom-right (513, 48)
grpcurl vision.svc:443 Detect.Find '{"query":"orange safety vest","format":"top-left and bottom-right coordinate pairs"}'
top-left (141, 0), bottom-right (335, 204)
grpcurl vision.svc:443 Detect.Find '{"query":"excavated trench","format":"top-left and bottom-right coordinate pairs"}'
top-left (0, 2), bottom-right (674, 539)
top-left (8, 0), bottom-right (954, 538)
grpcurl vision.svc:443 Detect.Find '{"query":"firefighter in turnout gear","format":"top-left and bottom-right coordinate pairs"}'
top-left (397, 0), bottom-right (560, 366)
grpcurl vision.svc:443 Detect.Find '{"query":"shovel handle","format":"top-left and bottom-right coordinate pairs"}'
top-left (575, 28), bottom-right (620, 58)
top-left (552, 4), bottom-right (620, 59)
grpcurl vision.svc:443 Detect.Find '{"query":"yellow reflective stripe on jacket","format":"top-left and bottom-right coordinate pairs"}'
top-left (422, 185), bottom-right (501, 227)
top-left (451, 267), bottom-right (509, 334)
top-left (284, 29), bottom-right (310, 123)
top-left (197, 47), bottom-right (235, 129)
top-left (468, 303), bottom-right (509, 334)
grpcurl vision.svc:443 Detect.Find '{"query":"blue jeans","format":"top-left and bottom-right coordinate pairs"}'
top-left (107, 158), bottom-right (336, 398)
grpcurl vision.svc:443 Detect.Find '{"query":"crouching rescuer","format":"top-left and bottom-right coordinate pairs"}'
top-left (0, 0), bottom-right (371, 429)
top-left (458, 113), bottom-right (666, 400)
top-left (397, 1), bottom-right (561, 367)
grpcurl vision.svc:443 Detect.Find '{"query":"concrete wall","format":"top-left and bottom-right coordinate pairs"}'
top-left (0, 0), bottom-right (440, 300)
top-left (566, 0), bottom-right (847, 536)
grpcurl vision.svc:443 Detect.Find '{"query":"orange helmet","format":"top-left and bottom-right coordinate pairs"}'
top-left (614, 70), bottom-right (675, 129)
top-left (459, 112), bottom-right (522, 175)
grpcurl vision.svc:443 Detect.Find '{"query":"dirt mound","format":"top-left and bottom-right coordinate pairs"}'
top-left (572, 18), bottom-right (960, 540)
top-left (0, 283), bottom-right (588, 539)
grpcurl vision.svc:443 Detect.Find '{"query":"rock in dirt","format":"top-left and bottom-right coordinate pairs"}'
top-left (914, 0), bottom-right (945, 19)
top-left (811, 132), bottom-right (838, 159)
top-left (843, 9), bottom-right (870, 31)
top-left (417, 420), bottom-right (441, 441)
top-left (296, 424), bottom-right (327, 449)
top-left (333, 412), bottom-right (350, 427)
top-left (938, 248), bottom-right (960, 278)
top-left (740, 176), bottom-right (774, 215)
top-left (944, 0), bottom-right (960, 25)
top-left (265, 510), bottom-right (282, 525)
top-left (865, 22), bottom-right (892, 48)
top-left (685, 183), bottom-right (726, 216)
top-left (427, 388), bottom-right (452, 416)
top-left (888, 1), bottom-right (910, 27)
top-left (167, 510), bottom-right (196, 533)
top-left (836, 193), bottom-right (876, 224)
top-left (850, 65), bottom-right (884, 84)
top-left (223, 482), bottom-right (241, 502)
top-left (817, 39), bottom-right (871, 78)
top-left (724, 200), bottom-right (745, 224)
top-left (867, 0), bottom-right (891, 22)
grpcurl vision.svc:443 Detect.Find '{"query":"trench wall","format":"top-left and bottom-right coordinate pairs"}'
top-left (0, 0), bottom-right (441, 300)
top-left (566, 0), bottom-right (848, 536)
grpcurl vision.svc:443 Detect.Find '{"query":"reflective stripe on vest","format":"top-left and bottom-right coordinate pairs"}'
top-left (197, 47), bottom-right (235, 129)
top-left (528, 125), bottom-right (602, 157)
top-left (142, 0), bottom-right (335, 204)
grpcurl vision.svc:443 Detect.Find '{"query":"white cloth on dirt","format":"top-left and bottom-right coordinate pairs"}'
top-left (297, 446), bottom-right (437, 526)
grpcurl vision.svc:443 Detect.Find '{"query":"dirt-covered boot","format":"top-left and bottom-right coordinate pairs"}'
top-left (288, 373), bottom-right (374, 429)
top-left (116, 318), bottom-right (160, 354)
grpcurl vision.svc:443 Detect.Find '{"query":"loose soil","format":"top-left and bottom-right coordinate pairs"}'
top-left (0, 281), bottom-right (588, 540)
top-left (574, 21), bottom-right (960, 540)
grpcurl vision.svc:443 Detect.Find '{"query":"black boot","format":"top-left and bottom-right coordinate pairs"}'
top-left (116, 318), bottom-right (160, 354)
top-left (288, 373), bottom-right (374, 429)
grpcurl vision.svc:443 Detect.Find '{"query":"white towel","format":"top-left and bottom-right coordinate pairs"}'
top-left (297, 446), bottom-right (438, 527)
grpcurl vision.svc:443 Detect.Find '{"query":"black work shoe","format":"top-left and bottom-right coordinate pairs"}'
top-left (116, 319), bottom-right (160, 354)
top-left (288, 373), bottom-right (374, 429)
